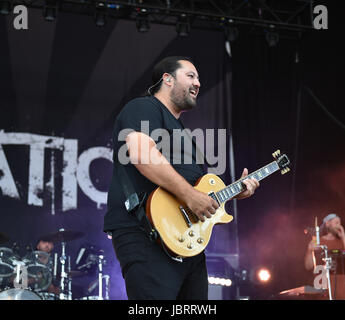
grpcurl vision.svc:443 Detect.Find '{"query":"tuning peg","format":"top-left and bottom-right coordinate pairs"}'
top-left (272, 150), bottom-right (281, 159)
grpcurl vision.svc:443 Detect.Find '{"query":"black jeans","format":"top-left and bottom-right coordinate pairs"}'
top-left (111, 227), bottom-right (208, 300)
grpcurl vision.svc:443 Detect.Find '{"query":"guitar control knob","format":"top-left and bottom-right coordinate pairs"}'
top-left (178, 235), bottom-right (185, 242)
top-left (197, 238), bottom-right (204, 244)
top-left (187, 243), bottom-right (193, 249)
top-left (188, 230), bottom-right (195, 237)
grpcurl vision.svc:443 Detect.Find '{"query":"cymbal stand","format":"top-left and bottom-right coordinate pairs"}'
top-left (58, 228), bottom-right (72, 300)
top-left (98, 254), bottom-right (104, 300)
top-left (96, 254), bottom-right (110, 300)
top-left (103, 275), bottom-right (110, 300)
top-left (59, 239), bottom-right (67, 300)
top-left (68, 256), bottom-right (72, 300)
top-left (13, 260), bottom-right (27, 289)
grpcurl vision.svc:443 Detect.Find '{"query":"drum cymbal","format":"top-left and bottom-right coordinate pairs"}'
top-left (40, 230), bottom-right (84, 243)
top-left (0, 232), bottom-right (10, 244)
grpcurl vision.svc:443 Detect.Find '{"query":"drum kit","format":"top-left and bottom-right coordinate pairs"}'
top-left (0, 229), bottom-right (110, 300)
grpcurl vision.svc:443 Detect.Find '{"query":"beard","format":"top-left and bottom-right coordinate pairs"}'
top-left (169, 83), bottom-right (197, 111)
top-left (327, 227), bottom-right (341, 238)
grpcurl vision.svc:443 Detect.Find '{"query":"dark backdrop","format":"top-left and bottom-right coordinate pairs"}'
top-left (0, 8), bottom-right (234, 299)
top-left (1, 1), bottom-right (344, 300)
top-left (231, 1), bottom-right (345, 297)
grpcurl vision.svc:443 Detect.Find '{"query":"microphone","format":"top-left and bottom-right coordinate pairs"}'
top-left (147, 77), bottom-right (163, 95)
top-left (315, 217), bottom-right (320, 245)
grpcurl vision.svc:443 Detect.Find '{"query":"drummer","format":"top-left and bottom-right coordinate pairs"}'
top-left (34, 237), bottom-right (60, 295)
top-left (36, 239), bottom-right (54, 254)
top-left (36, 239), bottom-right (54, 263)
top-left (304, 213), bottom-right (345, 299)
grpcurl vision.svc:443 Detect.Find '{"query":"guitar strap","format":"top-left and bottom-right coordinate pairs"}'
top-left (115, 160), bottom-right (184, 263)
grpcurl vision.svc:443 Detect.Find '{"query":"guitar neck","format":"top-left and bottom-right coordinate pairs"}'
top-left (215, 161), bottom-right (280, 204)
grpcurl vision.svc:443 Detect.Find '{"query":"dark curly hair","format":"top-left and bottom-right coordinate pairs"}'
top-left (148, 56), bottom-right (194, 95)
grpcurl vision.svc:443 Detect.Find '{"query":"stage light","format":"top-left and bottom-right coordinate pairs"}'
top-left (257, 268), bottom-right (271, 283)
top-left (136, 10), bottom-right (150, 33)
top-left (43, 7), bottom-right (56, 21)
top-left (0, 1), bottom-right (10, 15)
top-left (206, 255), bottom-right (236, 299)
top-left (94, 2), bottom-right (107, 27)
top-left (94, 11), bottom-right (106, 27)
top-left (176, 14), bottom-right (190, 36)
top-left (225, 26), bottom-right (239, 42)
top-left (265, 31), bottom-right (279, 47)
top-left (208, 276), bottom-right (232, 287)
top-left (43, 1), bottom-right (57, 21)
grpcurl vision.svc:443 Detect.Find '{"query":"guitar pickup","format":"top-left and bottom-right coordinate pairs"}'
top-left (179, 206), bottom-right (192, 227)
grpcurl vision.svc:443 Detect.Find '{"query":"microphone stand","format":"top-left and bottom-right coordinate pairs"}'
top-left (315, 218), bottom-right (332, 300)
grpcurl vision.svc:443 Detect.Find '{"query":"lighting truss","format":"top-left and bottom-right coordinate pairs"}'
top-left (7, 0), bottom-right (315, 38)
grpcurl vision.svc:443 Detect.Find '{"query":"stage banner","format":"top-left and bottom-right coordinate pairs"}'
top-left (0, 9), bottom-right (234, 299)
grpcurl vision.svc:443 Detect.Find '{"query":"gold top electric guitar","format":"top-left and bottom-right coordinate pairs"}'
top-left (146, 150), bottom-right (290, 258)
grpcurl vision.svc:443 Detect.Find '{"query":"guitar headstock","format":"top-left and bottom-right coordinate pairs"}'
top-left (272, 150), bottom-right (291, 175)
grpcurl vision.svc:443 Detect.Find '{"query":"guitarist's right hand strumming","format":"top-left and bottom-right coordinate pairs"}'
top-left (183, 189), bottom-right (219, 222)
top-left (127, 131), bottom-right (219, 222)
top-left (126, 131), bottom-right (259, 223)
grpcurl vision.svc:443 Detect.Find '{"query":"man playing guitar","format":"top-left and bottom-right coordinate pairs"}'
top-left (104, 56), bottom-right (259, 300)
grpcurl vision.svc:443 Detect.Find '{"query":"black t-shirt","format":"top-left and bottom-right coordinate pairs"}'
top-left (104, 95), bottom-right (205, 232)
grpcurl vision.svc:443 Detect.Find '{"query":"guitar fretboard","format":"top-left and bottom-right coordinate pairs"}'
top-left (215, 161), bottom-right (280, 204)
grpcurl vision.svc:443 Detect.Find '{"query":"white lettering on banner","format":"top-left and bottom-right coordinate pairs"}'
top-left (0, 144), bottom-right (20, 199)
top-left (0, 130), bottom-right (112, 213)
top-left (62, 139), bottom-right (78, 211)
top-left (77, 147), bottom-right (113, 209)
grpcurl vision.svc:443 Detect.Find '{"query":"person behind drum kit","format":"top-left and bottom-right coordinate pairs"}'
top-left (32, 238), bottom-right (60, 295)
top-left (36, 239), bottom-right (54, 255)
top-left (304, 213), bottom-right (345, 299)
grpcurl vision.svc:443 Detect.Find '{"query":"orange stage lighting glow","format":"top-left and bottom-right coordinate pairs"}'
top-left (257, 268), bottom-right (271, 282)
